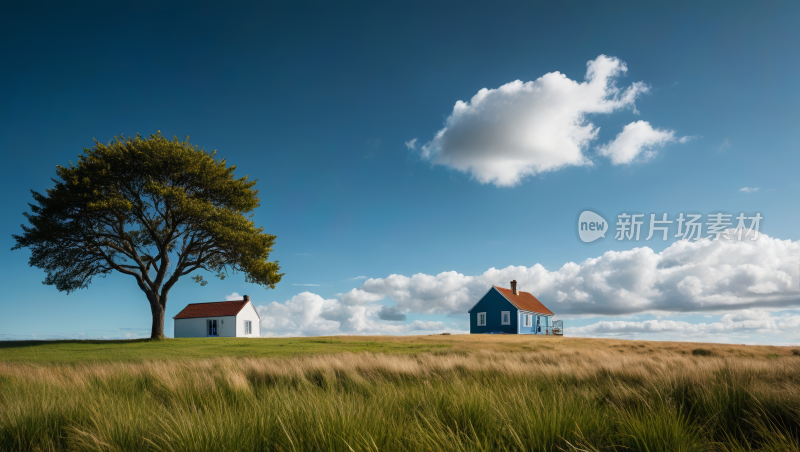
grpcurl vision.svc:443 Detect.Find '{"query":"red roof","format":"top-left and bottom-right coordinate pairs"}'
top-left (493, 286), bottom-right (554, 316)
top-left (173, 300), bottom-right (253, 319)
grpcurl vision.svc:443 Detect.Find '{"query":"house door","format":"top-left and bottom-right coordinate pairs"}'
top-left (207, 320), bottom-right (218, 337)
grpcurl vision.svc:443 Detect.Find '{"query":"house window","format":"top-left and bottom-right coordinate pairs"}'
top-left (477, 312), bottom-right (486, 326)
top-left (245, 320), bottom-right (252, 335)
top-left (524, 314), bottom-right (530, 327)
top-left (207, 319), bottom-right (218, 337)
top-left (501, 311), bottom-right (510, 325)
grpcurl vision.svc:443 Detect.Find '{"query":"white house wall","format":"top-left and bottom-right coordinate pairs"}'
top-left (219, 316), bottom-right (236, 337)
top-left (174, 316), bottom-right (237, 338)
top-left (174, 317), bottom-right (206, 338)
top-left (237, 303), bottom-right (261, 337)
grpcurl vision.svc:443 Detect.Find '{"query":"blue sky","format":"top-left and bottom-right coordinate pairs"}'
top-left (1, 1), bottom-right (799, 343)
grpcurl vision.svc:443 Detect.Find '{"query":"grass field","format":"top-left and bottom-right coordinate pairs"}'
top-left (0, 336), bottom-right (452, 363)
top-left (1, 335), bottom-right (799, 451)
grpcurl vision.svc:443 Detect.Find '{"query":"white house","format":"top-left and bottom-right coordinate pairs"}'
top-left (173, 295), bottom-right (261, 338)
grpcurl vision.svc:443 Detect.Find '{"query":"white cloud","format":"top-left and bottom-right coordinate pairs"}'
top-left (570, 310), bottom-right (800, 341)
top-left (256, 292), bottom-right (456, 337)
top-left (378, 305), bottom-right (407, 321)
top-left (342, 233), bottom-right (800, 317)
top-left (404, 138), bottom-right (418, 150)
top-left (597, 120), bottom-right (676, 164)
top-left (225, 292), bottom-right (242, 301)
top-left (343, 276), bottom-right (368, 281)
top-left (740, 187), bottom-right (759, 193)
top-left (258, 292), bottom-right (342, 337)
top-left (420, 55), bottom-right (651, 186)
top-left (253, 234), bottom-right (799, 340)
top-left (678, 135), bottom-right (698, 144)
top-left (340, 288), bottom-right (385, 305)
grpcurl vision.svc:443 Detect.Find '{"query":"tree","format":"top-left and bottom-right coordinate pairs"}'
top-left (12, 132), bottom-right (283, 339)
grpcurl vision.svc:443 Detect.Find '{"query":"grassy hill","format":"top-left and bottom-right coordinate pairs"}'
top-left (1, 334), bottom-right (795, 363)
top-left (0, 336), bottom-right (452, 363)
top-left (1, 335), bottom-right (799, 451)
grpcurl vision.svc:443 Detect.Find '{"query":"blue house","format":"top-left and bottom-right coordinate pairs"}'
top-left (468, 280), bottom-right (555, 334)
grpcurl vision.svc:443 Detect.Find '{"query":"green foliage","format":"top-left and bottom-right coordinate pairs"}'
top-left (12, 132), bottom-right (282, 338)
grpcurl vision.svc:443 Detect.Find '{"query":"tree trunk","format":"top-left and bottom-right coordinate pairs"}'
top-left (149, 297), bottom-right (166, 340)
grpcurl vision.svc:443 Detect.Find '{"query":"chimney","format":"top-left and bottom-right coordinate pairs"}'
top-left (510, 280), bottom-right (518, 295)
top-left (243, 295), bottom-right (250, 301)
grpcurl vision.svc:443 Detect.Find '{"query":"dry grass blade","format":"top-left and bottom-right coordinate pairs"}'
top-left (0, 336), bottom-right (798, 451)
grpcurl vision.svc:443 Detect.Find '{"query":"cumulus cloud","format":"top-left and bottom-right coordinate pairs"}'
top-left (420, 55), bottom-right (652, 186)
top-left (570, 310), bottom-right (800, 341)
top-left (256, 292), bottom-right (452, 337)
top-left (342, 233), bottom-right (800, 317)
top-left (253, 234), bottom-right (798, 339)
top-left (740, 187), bottom-right (759, 193)
top-left (258, 292), bottom-right (342, 337)
top-left (597, 120), bottom-right (676, 164)
top-left (378, 305), bottom-right (407, 321)
top-left (340, 288), bottom-right (385, 305)
top-left (225, 292), bottom-right (242, 301)
top-left (404, 138), bottom-right (418, 150)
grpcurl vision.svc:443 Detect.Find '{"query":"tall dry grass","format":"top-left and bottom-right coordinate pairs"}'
top-left (1, 347), bottom-right (799, 451)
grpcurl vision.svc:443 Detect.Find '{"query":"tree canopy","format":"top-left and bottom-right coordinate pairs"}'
top-left (12, 132), bottom-right (283, 338)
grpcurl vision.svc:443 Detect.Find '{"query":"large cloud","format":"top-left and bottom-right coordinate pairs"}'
top-left (420, 55), bottom-right (652, 186)
top-left (342, 233), bottom-right (800, 317)
top-left (257, 292), bottom-right (454, 337)
top-left (569, 310), bottom-right (800, 344)
top-left (253, 234), bottom-right (798, 339)
top-left (571, 310), bottom-right (800, 336)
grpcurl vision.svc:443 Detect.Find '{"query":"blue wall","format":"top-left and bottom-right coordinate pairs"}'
top-left (469, 287), bottom-right (556, 334)
top-left (519, 311), bottom-right (535, 334)
top-left (518, 312), bottom-right (552, 334)
top-left (469, 288), bottom-right (517, 334)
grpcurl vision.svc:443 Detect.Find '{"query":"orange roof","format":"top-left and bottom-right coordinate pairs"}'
top-left (494, 286), bottom-right (554, 316)
top-left (173, 300), bottom-right (252, 319)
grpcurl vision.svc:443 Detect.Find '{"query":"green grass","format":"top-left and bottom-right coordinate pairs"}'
top-left (0, 337), bottom-right (450, 363)
top-left (1, 336), bottom-right (799, 451)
